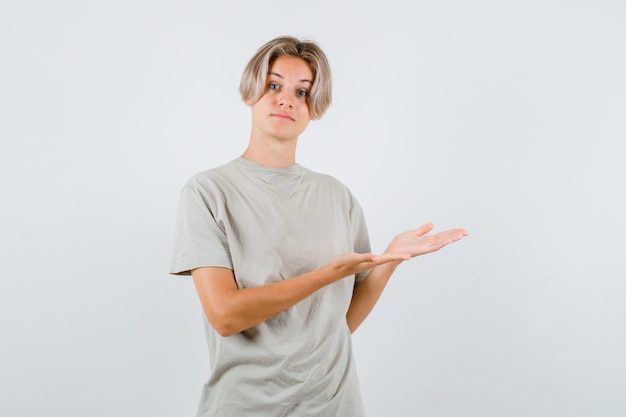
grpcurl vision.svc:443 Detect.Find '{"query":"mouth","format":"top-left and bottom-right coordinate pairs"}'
top-left (271, 113), bottom-right (295, 121)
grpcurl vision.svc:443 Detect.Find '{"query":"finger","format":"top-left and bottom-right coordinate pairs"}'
top-left (362, 253), bottom-right (409, 264)
top-left (355, 253), bottom-right (378, 263)
top-left (374, 252), bottom-right (411, 263)
top-left (432, 229), bottom-right (468, 247)
top-left (446, 228), bottom-right (469, 240)
top-left (414, 222), bottom-right (434, 236)
top-left (435, 228), bottom-right (468, 239)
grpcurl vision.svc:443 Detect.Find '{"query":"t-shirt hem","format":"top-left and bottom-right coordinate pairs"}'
top-left (169, 259), bottom-right (233, 276)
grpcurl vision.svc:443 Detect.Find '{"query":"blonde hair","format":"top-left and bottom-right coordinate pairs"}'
top-left (239, 36), bottom-right (332, 120)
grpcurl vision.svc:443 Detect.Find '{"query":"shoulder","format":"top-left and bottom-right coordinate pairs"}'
top-left (302, 167), bottom-right (359, 202)
top-left (182, 159), bottom-right (241, 192)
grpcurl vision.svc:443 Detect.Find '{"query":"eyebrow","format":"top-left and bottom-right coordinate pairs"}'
top-left (268, 72), bottom-right (313, 85)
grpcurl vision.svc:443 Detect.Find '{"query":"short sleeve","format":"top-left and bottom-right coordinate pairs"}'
top-left (169, 184), bottom-right (233, 275)
top-left (349, 197), bottom-right (372, 285)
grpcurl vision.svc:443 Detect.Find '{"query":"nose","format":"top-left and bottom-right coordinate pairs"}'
top-left (277, 91), bottom-right (294, 109)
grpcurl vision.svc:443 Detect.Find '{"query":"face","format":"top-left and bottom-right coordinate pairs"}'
top-left (250, 55), bottom-right (314, 142)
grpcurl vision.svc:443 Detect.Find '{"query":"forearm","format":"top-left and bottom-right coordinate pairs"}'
top-left (345, 224), bottom-right (469, 333)
top-left (346, 260), bottom-right (401, 333)
top-left (193, 252), bottom-right (408, 337)
top-left (193, 265), bottom-right (341, 337)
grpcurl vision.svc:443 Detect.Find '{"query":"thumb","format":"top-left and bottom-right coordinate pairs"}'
top-left (415, 222), bottom-right (434, 236)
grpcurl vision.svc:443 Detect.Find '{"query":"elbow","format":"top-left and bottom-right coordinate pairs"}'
top-left (212, 320), bottom-right (239, 337)
top-left (205, 307), bottom-right (243, 337)
top-left (214, 325), bottom-right (237, 338)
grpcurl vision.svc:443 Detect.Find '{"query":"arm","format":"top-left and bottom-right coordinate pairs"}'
top-left (192, 252), bottom-right (410, 337)
top-left (346, 223), bottom-right (468, 333)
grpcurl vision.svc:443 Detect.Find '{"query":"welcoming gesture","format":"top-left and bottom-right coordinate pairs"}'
top-left (170, 36), bottom-right (468, 417)
top-left (386, 222), bottom-right (469, 258)
top-left (345, 223), bottom-right (468, 333)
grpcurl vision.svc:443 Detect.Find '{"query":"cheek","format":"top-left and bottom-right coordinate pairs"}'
top-left (307, 102), bottom-right (314, 118)
top-left (300, 101), bottom-right (311, 116)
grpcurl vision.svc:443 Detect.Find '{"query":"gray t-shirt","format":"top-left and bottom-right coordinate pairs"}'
top-left (170, 157), bottom-right (371, 416)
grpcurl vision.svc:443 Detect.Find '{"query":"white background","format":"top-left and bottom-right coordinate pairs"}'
top-left (1, 1), bottom-right (625, 416)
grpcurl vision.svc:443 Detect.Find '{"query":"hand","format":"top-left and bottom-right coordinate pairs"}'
top-left (386, 223), bottom-right (468, 259)
top-left (329, 252), bottom-right (411, 277)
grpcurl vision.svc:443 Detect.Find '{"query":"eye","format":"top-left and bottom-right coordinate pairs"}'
top-left (268, 83), bottom-right (279, 91)
top-left (297, 89), bottom-right (308, 98)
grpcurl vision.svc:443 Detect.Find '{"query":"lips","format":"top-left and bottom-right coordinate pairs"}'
top-left (271, 113), bottom-right (294, 121)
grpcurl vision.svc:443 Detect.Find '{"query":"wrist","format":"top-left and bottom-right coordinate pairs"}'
top-left (378, 258), bottom-right (402, 273)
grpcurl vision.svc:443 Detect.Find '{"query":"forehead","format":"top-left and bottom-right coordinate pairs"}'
top-left (268, 56), bottom-right (313, 82)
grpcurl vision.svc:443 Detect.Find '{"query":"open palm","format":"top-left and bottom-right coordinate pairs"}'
top-left (386, 223), bottom-right (468, 258)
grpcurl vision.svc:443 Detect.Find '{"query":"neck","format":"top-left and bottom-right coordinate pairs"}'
top-left (242, 132), bottom-right (298, 168)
